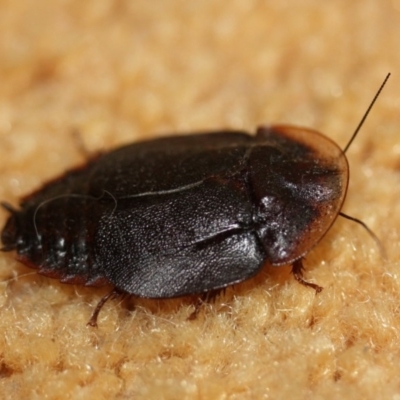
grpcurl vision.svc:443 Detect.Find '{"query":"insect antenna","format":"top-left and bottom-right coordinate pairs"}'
top-left (343, 73), bottom-right (390, 153)
top-left (339, 212), bottom-right (387, 259)
top-left (340, 73), bottom-right (390, 259)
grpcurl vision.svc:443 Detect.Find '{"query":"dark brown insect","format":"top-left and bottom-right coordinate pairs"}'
top-left (0, 74), bottom-right (389, 326)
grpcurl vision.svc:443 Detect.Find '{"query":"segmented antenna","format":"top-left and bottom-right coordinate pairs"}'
top-left (343, 73), bottom-right (390, 154)
top-left (340, 73), bottom-right (390, 259)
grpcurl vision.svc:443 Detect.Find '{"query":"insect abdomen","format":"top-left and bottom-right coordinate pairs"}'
top-left (12, 194), bottom-right (109, 287)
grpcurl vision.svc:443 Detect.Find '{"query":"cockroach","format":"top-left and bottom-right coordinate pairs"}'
top-left (1, 74), bottom-right (389, 326)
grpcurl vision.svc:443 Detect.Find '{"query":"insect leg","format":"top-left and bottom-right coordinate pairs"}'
top-left (87, 288), bottom-right (126, 327)
top-left (188, 288), bottom-right (225, 320)
top-left (291, 259), bottom-right (323, 293)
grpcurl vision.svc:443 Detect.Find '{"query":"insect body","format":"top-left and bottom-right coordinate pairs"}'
top-left (0, 75), bottom-right (389, 326)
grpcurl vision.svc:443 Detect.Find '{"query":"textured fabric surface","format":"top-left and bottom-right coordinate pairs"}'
top-left (0, 1), bottom-right (399, 399)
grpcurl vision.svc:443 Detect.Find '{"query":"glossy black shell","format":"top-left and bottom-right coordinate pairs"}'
top-left (1, 126), bottom-right (348, 298)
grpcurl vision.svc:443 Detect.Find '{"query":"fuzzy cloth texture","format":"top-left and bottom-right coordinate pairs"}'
top-left (0, 1), bottom-right (399, 399)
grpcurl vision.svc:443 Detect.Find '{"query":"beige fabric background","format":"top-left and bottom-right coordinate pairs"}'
top-left (0, 1), bottom-right (399, 399)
